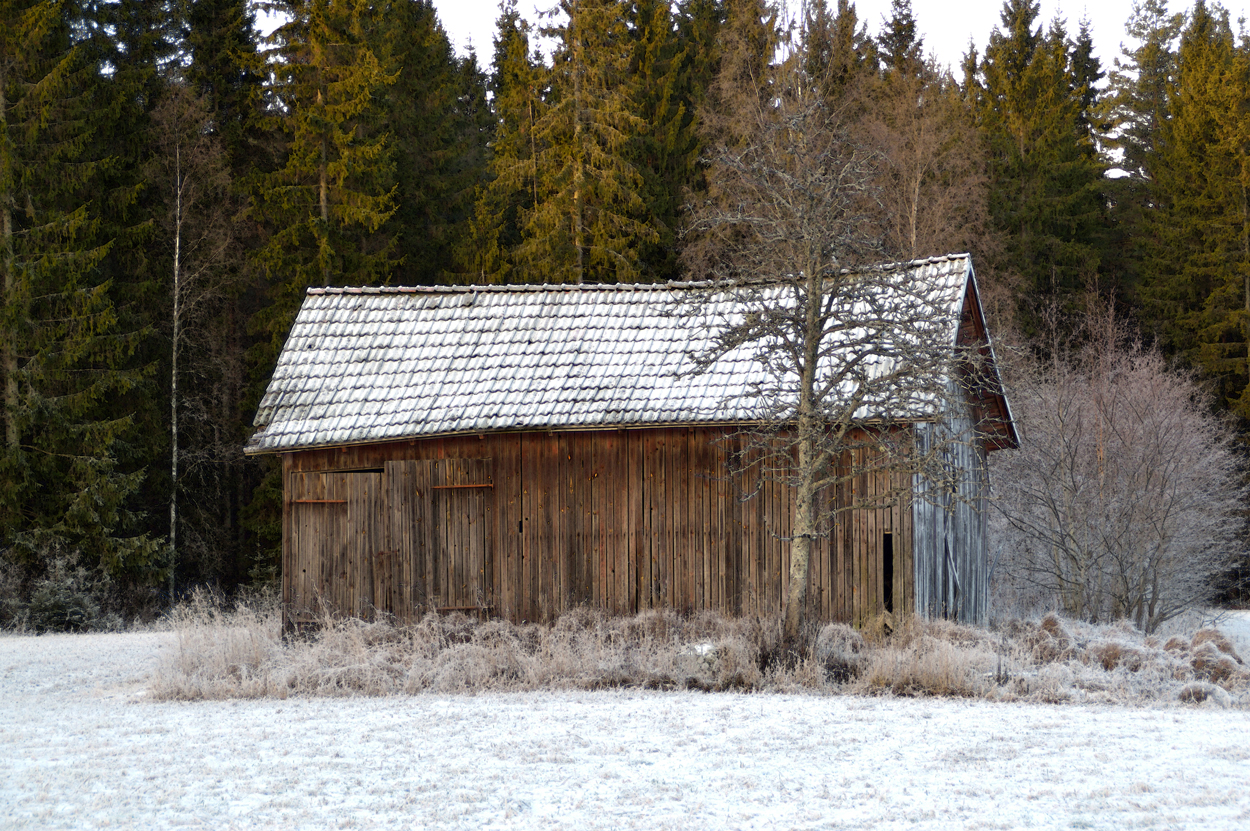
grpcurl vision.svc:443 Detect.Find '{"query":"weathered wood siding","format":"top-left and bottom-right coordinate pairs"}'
top-left (281, 426), bottom-right (913, 626)
top-left (911, 410), bottom-right (990, 625)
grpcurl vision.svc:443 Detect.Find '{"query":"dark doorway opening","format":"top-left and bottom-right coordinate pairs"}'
top-left (883, 532), bottom-right (894, 613)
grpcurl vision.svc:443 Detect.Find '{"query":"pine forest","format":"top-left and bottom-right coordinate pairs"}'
top-left (2, 0), bottom-right (1249, 623)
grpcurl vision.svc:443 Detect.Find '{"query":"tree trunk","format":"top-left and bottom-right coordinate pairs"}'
top-left (169, 143), bottom-right (182, 599)
top-left (318, 86), bottom-right (330, 286)
top-left (783, 270), bottom-right (826, 644)
top-left (1, 82), bottom-right (16, 451)
top-left (571, 1), bottom-right (585, 284)
top-left (783, 431), bottom-right (818, 642)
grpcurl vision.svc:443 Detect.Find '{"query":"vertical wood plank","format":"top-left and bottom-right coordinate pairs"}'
top-left (628, 429), bottom-right (644, 613)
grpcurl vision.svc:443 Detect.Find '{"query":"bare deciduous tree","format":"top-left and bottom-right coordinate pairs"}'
top-left (990, 308), bottom-right (1245, 632)
top-left (146, 82), bottom-right (238, 595)
top-left (682, 39), bottom-right (980, 643)
top-left (866, 63), bottom-right (989, 263)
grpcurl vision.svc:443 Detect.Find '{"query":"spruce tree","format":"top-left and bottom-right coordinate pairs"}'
top-left (0, 0), bottom-right (161, 582)
top-left (183, 0), bottom-right (268, 171)
top-left (802, 0), bottom-right (877, 100)
top-left (466, 0), bottom-right (546, 283)
top-left (1141, 1), bottom-right (1250, 415)
top-left (877, 0), bottom-right (923, 75)
top-left (249, 0), bottom-right (399, 356)
top-left (178, 0), bottom-right (268, 589)
top-left (375, 0), bottom-right (489, 284)
top-left (1098, 0), bottom-right (1182, 303)
top-left (701, 0), bottom-right (779, 143)
top-left (626, 0), bottom-right (706, 281)
top-left (1102, 0), bottom-right (1182, 181)
top-left (968, 0), bottom-right (1106, 320)
top-left (520, 0), bottom-right (656, 283)
top-left (243, 0), bottom-right (400, 579)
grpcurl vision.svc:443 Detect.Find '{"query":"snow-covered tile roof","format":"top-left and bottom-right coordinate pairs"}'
top-left (246, 255), bottom-right (978, 453)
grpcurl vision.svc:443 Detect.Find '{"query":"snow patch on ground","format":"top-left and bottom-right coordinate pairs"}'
top-left (3, 621), bottom-right (1250, 829)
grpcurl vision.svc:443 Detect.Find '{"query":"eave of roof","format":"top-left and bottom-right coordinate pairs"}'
top-left (246, 254), bottom-right (1008, 455)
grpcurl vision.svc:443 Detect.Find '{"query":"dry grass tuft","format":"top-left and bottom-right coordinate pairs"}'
top-left (1092, 642), bottom-right (1145, 672)
top-left (1178, 681), bottom-right (1233, 707)
top-left (1164, 636), bottom-right (1189, 653)
top-left (1189, 645), bottom-right (1242, 685)
top-left (150, 594), bottom-right (1250, 706)
top-left (1030, 613), bottom-right (1076, 663)
top-left (813, 623), bottom-right (865, 683)
top-left (1191, 629), bottom-right (1244, 664)
top-left (152, 595), bottom-right (793, 699)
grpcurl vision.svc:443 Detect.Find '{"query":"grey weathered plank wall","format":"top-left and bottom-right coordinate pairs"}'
top-left (911, 410), bottom-right (990, 625)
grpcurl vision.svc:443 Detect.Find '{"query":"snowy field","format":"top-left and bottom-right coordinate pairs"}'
top-left (3, 618), bottom-right (1250, 830)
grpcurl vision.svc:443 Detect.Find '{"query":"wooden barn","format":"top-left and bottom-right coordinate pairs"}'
top-left (246, 254), bottom-right (1017, 630)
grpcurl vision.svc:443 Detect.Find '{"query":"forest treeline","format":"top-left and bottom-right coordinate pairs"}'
top-left (1, 0), bottom-right (1248, 617)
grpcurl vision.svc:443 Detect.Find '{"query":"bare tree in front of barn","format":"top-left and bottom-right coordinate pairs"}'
top-left (146, 83), bottom-right (239, 596)
top-left (990, 306), bottom-right (1245, 633)
top-left (681, 30), bottom-right (975, 644)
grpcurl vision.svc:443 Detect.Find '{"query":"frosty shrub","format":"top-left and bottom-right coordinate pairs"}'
top-left (853, 617), bottom-right (1001, 698)
top-left (0, 550), bottom-right (26, 629)
top-left (157, 587), bottom-right (286, 698)
top-left (12, 548), bottom-right (122, 632)
top-left (153, 601), bottom-right (782, 699)
top-left (151, 599), bottom-right (1250, 706)
top-left (991, 310), bottom-right (1246, 633)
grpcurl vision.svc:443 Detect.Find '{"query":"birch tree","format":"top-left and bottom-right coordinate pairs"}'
top-left (867, 62), bottom-right (988, 263)
top-left (145, 83), bottom-right (236, 596)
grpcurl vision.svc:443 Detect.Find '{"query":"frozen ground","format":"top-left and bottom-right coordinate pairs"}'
top-left (2, 616), bottom-right (1250, 830)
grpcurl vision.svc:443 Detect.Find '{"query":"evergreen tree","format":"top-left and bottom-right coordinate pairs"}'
top-left (79, 0), bottom-right (187, 574)
top-left (968, 0), bottom-right (1106, 320)
top-left (183, 0), bottom-right (268, 171)
top-left (701, 0), bottom-right (779, 141)
top-left (519, 0), bottom-right (656, 283)
top-left (467, 0), bottom-right (546, 282)
top-left (673, 0), bottom-right (725, 99)
top-left (1141, 1), bottom-right (1250, 415)
top-left (0, 0), bottom-right (160, 582)
top-left (444, 50), bottom-right (495, 277)
top-left (249, 0), bottom-right (399, 357)
top-left (802, 0), bottom-right (877, 100)
top-left (1103, 0), bottom-right (1182, 181)
top-left (1070, 19), bottom-right (1105, 140)
top-left (375, 0), bottom-right (490, 284)
top-left (242, 0), bottom-right (400, 580)
top-left (877, 0), bottom-right (923, 75)
top-left (626, 0), bottom-right (709, 280)
top-left (1098, 0), bottom-right (1182, 303)
top-left (178, 0), bottom-right (269, 589)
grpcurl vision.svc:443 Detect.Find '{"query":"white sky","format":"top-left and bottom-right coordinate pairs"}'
top-left (428, 0), bottom-right (1250, 73)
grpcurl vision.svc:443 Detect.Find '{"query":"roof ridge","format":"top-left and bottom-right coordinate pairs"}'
top-left (306, 253), bottom-right (971, 297)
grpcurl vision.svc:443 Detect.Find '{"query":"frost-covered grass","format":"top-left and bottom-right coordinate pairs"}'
top-left (148, 592), bottom-right (1250, 707)
top-left (2, 623), bottom-right (1250, 829)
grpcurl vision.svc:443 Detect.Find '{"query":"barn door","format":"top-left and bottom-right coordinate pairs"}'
top-left (287, 470), bottom-right (384, 623)
top-left (386, 458), bottom-right (495, 616)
